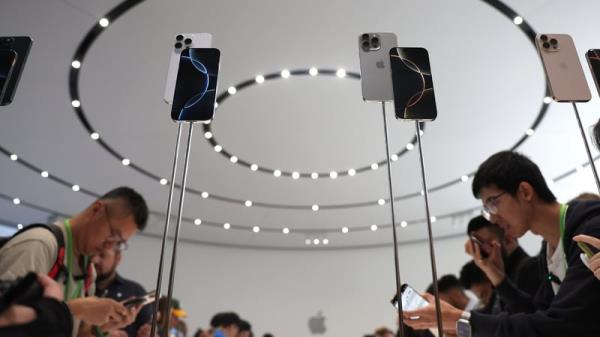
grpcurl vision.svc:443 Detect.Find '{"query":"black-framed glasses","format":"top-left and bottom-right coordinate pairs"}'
top-left (103, 205), bottom-right (128, 251)
top-left (483, 191), bottom-right (506, 216)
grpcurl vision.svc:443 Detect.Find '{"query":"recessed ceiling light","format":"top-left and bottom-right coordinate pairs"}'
top-left (313, 238), bottom-right (320, 245)
top-left (250, 164), bottom-right (258, 171)
top-left (513, 16), bottom-right (523, 25)
top-left (194, 218), bottom-right (202, 225)
top-left (526, 129), bottom-right (535, 136)
top-left (309, 67), bottom-right (318, 76)
top-left (245, 200), bottom-right (253, 207)
top-left (400, 221), bottom-right (408, 228)
top-left (160, 178), bottom-right (168, 185)
top-left (305, 239), bottom-right (312, 245)
top-left (17, 224), bottom-right (23, 230)
top-left (230, 156), bottom-right (238, 163)
top-left (370, 224), bottom-right (378, 231)
top-left (311, 172), bottom-right (319, 179)
top-left (201, 192), bottom-right (209, 198)
top-left (292, 171), bottom-right (300, 179)
top-left (204, 131), bottom-right (213, 139)
top-left (90, 133), bottom-right (100, 140)
top-left (342, 226), bottom-right (349, 234)
top-left (12, 198), bottom-right (20, 205)
top-left (252, 226), bottom-right (260, 233)
top-left (274, 170), bottom-right (282, 177)
top-left (255, 75), bottom-right (265, 84)
top-left (9, 154), bottom-right (18, 161)
top-left (323, 238), bottom-right (329, 245)
top-left (72, 185), bottom-right (80, 192)
top-left (336, 68), bottom-right (346, 78)
top-left (223, 222), bottom-right (231, 230)
top-left (431, 216), bottom-right (437, 223)
top-left (214, 145), bottom-right (222, 152)
top-left (228, 86), bottom-right (237, 95)
top-left (71, 100), bottom-right (81, 108)
top-left (281, 69), bottom-right (291, 78)
top-left (71, 60), bottom-right (81, 69)
top-left (283, 227), bottom-right (290, 234)
top-left (41, 171), bottom-right (49, 178)
top-left (312, 204), bottom-right (319, 211)
top-left (543, 96), bottom-right (552, 104)
top-left (406, 143), bottom-right (414, 150)
top-left (330, 171), bottom-right (338, 179)
top-left (99, 18), bottom-right (110, 27)
top-left (391, 154), bottom-right (399, 161)
top-left (378, 199), bottom-right (385, 206)
top-left (348, 169), bottom-right (356, 176)
top-left (121, 158), bottom-right (130, 166)
top-left (371, 163), bottom-right (379, 170)
top-left (461, 175), bottom-right (469, 182)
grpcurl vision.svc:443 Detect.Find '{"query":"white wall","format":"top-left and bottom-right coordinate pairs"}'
top-left (118, 234), bottom-right (542, 337)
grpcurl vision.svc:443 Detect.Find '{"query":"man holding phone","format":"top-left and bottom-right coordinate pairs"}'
top-left (402, 151), bottom-right (600, 337)
top-left (93, 245), bottom-right (153, 337)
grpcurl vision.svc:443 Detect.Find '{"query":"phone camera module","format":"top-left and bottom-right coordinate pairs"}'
top-left (176, 35), bottom-right (184, 41)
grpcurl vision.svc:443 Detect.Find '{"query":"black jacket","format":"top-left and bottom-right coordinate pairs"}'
top-left (471, 200), bottom-right (600, 337)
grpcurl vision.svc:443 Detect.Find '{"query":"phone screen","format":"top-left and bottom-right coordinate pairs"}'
top-left (389, 47), bottom-right (437, 121)
top-left (171, 48), bottom-right (220, 121)
top-left (0, 50), bottom-right (16, 99)
top-left (399, 284), bottom-right (429, 311)
top-left (588, 49), bottom-right (600, 95)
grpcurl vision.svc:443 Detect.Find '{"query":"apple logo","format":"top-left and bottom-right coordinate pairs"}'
top-left (376, 60), bottom-right (385, 69)
top-left (308, 311), bottom-right (326, 334)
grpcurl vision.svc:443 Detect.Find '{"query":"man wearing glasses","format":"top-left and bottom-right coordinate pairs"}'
top-left (93, 243), bottom-right (152, 337)
top-left (402, 151), bottom-right (600, 337)
top-left (0, 186), bottom-right (149, 337)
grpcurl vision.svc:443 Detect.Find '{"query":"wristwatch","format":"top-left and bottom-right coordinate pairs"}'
top-left (456, 311), bottom-right (472, 337)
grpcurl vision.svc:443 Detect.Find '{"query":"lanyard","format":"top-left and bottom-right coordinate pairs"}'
top-left (63, 219), bottom-right (89, 301)
top-left (559, 204), bottom-right (568, 257)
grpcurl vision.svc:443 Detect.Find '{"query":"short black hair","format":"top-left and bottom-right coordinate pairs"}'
top-left (426, 274), bottom-right (462, 294)
top-left (210, 312), bottom-right (241, 329)
top-left (239, 320), bottom-right (252, 332)
top-left (472, 151), bottom-right (556, 203)
top-left (193, 329), bottom-right (204, 337)
top-left (100, 186), bottom-right (148, 230)
top-left (459, 261), bottom-right (489, 289)
top-left (466, 215), bottom-right (504, 239)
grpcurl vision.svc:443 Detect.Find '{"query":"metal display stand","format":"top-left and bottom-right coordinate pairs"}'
top-left (380, 102), bottom-right (406, 337)
top-left (572, 102), bottom-right (600, 192)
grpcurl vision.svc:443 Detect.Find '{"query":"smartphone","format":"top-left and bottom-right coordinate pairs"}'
top-left (391, 284), bottom-right (429, 311)
top-left (358, 32), bottom-right (398, 102)
top-left (122, 290), bottom-right (156, 308)
top-left (389, 47), bottom-right (437, 121)
top-left (171, 48), bottom-right (220, 122)
top-left (586, 49), bottom-right (600, 98)
top-left (0, 36), bottom-right (33, 106)
top-left (535, 34), bottom-right (591, 102)
top-left (0, 50), bottom-right (17, 102)
top-left (578, 241), bottom-right (597, 259)
top-left (164, 33), bottom-right (212, 104)
top-left (469, 235), bottom-right (489, 258)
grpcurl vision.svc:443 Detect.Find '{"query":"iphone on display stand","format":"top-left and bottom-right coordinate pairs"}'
top-left (586, 49), bottom-right (600, 97)
top-left (164, 33), bottom-right (212, 104)
top-left (535, 34), bottom-right (591, 102)
top-left (358, 32), bottom-right (398, 102)
top-left (0, 36), bottom-right (33, 106)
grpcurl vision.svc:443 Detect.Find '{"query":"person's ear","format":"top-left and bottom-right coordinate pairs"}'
top-left (518, 182), bottom-right (534, 202)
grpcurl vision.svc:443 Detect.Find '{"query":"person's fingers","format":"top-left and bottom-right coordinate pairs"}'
top-left (37, 273), bottom-right (63, 300)
top-left (422, 293), bottom-right (435, 303)
top-left (574, 234), bottom-right (600, 250)
top-left (589, 257), bottom-right (600, 272)
top-left (465, 240), bottom-right (474, 256)
top-left (472, 242), bottom-right (484, 262)
top-left (594, 269), bottom-right (600, 281)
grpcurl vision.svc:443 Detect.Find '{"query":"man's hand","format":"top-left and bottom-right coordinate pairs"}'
top-left (465, 239), bottom-right (506, 286)
top-left (100, 302), bottom-right (142, 331)
top-left (574, 234), bottom-right (600, 280)
top-left (67, 297), bottom-right (128, 326)
top-left (37, 273), bottom-right (63, 300)
top-left (402, 293), bottom-right (463, 334)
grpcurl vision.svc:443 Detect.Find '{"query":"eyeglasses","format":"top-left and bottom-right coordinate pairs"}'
top-left (482, 191), bottom-right (506, 216)
top-left (103, 205), bottom-right (128, 252)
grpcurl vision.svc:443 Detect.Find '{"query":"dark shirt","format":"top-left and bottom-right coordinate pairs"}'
top-left (96, 273), bottom-right (152, 337)
top-left (471, 200), bottom-right (600, 337)
top-left (0, 297), bottom-right (73, 337)
top-left (504, 246), bottom-right (542, 298)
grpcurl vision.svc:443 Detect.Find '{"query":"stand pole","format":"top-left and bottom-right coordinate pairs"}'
top-left (149, 123), bottom-right (182, 337)
top-left (415, 121), bottom-right (444, 336)
top-left (381, 102), bottom-right (406, 337)
top-left (572, 102), bottom-right (600, 193)
top-left (163, 122), bottom-right (195, 333)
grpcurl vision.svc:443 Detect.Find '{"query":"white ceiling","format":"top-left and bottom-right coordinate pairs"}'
top-left (1, 0), bottom-right (600, 249)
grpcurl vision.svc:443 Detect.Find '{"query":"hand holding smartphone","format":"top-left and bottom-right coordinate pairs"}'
top-left (469, 234), bottom-right (489, 258)
top-left (390, 284), bottom-right (429, 312)
top-left (121, 290), bottom-right (156, 308)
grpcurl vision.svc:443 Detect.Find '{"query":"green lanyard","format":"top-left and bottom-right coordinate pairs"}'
top-left (63, 220), bottom-right (89, 301)
top-left (559, 204), bottom-right (569, 269)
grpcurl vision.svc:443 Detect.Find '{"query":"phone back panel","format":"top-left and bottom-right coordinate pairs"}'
top-left (586, 49), bottom-right (600, 97)
top-left (358, 32), bottom-right (397, 102)
top-left (390, 47), bottom-right (437, 121)
top-left (535, 34), bottom-right (591, 102)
